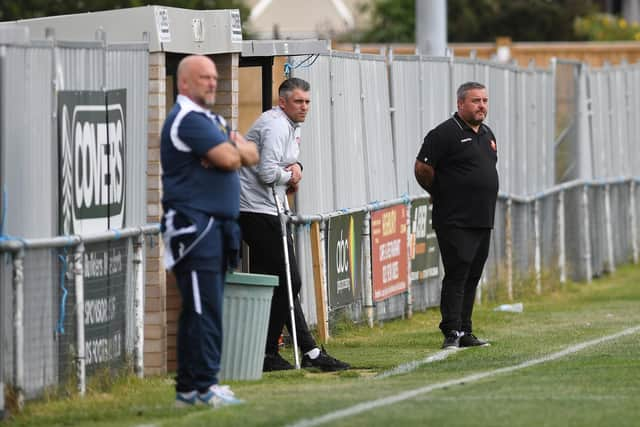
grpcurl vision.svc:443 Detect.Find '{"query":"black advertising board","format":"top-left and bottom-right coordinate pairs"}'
top-left (57, 90), bottom-right (128, 376)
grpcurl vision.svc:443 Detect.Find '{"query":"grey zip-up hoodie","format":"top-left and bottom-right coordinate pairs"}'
top-left (239, 106), bottom-right (301, 215)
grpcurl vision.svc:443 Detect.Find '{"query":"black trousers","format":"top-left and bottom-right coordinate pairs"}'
top-left (435, 226), bottom-right (491, 335)
top-left (238, 212), bottom-right (316, 355)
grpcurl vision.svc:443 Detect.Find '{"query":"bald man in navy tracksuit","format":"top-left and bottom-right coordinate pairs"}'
top-left (161, 55), bottom-right (257, 408)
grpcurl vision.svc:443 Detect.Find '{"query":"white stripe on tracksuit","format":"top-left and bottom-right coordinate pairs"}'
top-left (191, 270), bottom-right (202, 315)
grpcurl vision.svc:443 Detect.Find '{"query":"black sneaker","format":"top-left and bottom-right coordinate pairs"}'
top-left (263, 352), bottom-right (294, 372)
top-left (302, 346), bottom-right (350, 372)
top-left (442, 331), bottom-right (461, 349)
top-left (459, 333), bottom-right (490, 347)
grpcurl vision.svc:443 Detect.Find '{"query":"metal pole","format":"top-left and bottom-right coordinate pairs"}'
top-left (12, 248), bottom-right (25, 412)
top-left (557, 190), bottom-right (567, 283)
top-left (405, 202), bottom-right (412, 319)
top-left (133, 233), bottom-right (145, 378)
top-left (272, 188), bottom-right (300, 369)
top-left (318, 219), bottom-right (330, 340)
top-left (415, 0), bottom-right (447, 56)
top-left (534, 199), bottom-right (542, 295)
top-left (630, 180), bottom-right (638, 264)
top-left (356, 45), bottom-right (371, 203)
top-left (604, 183), bottom-right (616, 273)
top-left (74, 243), bottom-right (86, 395)
top-left (0, 378), bottom-right (4, 419)
top-left (505, 198), bottom-right (513, 301)
top-left (362, 211), bottom-right (374, 328)
top-left (387, 47), bottom-right (400, 196)
top-left (582, 185), bottom-right (592, 282)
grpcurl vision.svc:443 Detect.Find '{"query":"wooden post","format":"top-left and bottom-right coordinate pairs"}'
top-left (310, 221), bottom-right (329, 342)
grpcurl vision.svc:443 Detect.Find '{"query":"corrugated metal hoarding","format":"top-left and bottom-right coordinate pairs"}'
top-left (0, 27), bottom-right (148, 398)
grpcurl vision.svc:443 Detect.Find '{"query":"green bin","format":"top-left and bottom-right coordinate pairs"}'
top-left (219, 272), bottom-right (278, 381)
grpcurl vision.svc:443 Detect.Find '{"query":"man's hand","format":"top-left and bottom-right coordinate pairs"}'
top-left (286, 163), bottom-right (303, 185)
top-left (200, 158), bottom-right (213, 168)
top-left (414, 160), bottom-right (435, 194)
top-left (286, 182), bottom-right (299, 194)
top-left (231, 130), bottom-right (259, 166)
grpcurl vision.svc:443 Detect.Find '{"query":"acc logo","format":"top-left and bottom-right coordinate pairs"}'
top-left (336, 229), bottom-right (349, 274)
top-left (60, 98), bottom-right (126, 234)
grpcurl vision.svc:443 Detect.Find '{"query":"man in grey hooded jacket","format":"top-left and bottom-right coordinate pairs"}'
top-left (239, 77), bottom-right (350, 372)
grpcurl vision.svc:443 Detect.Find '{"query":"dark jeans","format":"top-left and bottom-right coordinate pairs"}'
top-left (174, 268), bottom-right (224, 393)
top-left (238, 212), bottom-right (316, 355)
top-left (435, 226), bottom-right (491, 335)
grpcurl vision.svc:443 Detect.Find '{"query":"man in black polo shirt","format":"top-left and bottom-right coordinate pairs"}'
top-left (414, 81), bottom-right (499, 349)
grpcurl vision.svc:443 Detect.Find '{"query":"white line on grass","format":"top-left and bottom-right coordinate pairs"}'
top-left (373, 348), bottom-right (467, 380)
top-left (287, 325), bottom-right (640, 427)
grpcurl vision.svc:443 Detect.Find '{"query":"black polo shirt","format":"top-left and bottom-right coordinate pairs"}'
top-left (416, 113), bottom-right (499, 229)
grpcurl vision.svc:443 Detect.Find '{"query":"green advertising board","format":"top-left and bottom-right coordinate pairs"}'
top-left (326, 212), bottom-right (364, 309)
top-left (410, 198), bottom-right (439, 280)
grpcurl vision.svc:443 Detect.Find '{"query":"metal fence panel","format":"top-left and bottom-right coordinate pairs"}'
top-left (488, 67), bottom-right (515, 194)
top-left (608, 69), bottom-right (625, 176)
top-left (106, 45), bottom-right (148, 229)
top-left (56, 41), bottom-right (105, 91)
top-left (589, 185), bottom-right (607, 277)
top-left (564, 185), bottom-right (588, 281)
top-left (589, 70), bottom-right (607, 177)
top-left (630, 66), bottom-right (640, 171)
top-left (375, 293), bottom-right (405, 322)
top-left (19, 249), bottom-right (58, 398)
top-left (292, 54), bottom-right (334, 216)
top-left (451, 58), bottom-right (476, 88)
top-left (106, 45), bottom-right (148, 353)
top-left (420, 58), bottom-right (452, 136)
top-left (586, 62), bottom-right (640, 181)
top-left (330, 52), bottom-right (367, 210)
top-left (294, 224), bottom-right (318, 327)
top-left (389, 56), bottom-right (422, 197)
top-left (541, 71), bottom-right (555, 190)
top-left (610, 182), bottom-right (632, 265)
top-left (511, 200), bottom-right (535, 287)
top-left (1, 44), bottom-right (55, 239)
top-left (539, 193), bottom-right (560, 273)
top-left (555, 61), bottom-right (580, 182)
top-left (1, 32), bottom-right (149, 402)
top-left (636, 181), bottom-right (640, 262)
top-left (360, 54), bottom-right (396, 202)
top-left (488, 198), bottom-right (505, 282)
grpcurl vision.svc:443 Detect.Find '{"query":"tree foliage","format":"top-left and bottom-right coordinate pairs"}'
top-left (0, 0), bottom-right (250, 23)
top-left (354, 0), bottom-right (601, 43)
top-left (357, 0), bottom-right (414, 43)
top-left (448, 0), bottom-right (600, 42)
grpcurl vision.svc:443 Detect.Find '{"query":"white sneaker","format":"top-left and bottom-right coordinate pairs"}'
top-left (198, 384), bottom-right (244, 408)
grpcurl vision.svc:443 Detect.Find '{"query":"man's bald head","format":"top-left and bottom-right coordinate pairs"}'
top-left (177, 55), bottom-right (218, 108)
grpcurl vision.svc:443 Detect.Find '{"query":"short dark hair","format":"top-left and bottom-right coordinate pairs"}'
top-left (279, 77), bottom-right (310, 99)
top-left (457, 82), bottom-right (486, 101)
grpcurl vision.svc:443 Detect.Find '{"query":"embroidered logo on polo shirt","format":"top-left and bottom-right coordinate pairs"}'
top-left (460, 137), bottom-right (472, 144)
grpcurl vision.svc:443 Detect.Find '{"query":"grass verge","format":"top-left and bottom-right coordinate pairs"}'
top-left (5, 264), bottom-right (640, 426)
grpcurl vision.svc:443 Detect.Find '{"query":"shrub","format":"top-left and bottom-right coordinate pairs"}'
top-left (574, 13), bottom-right (640, 41)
